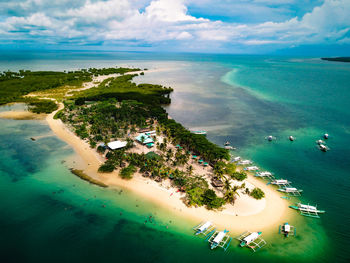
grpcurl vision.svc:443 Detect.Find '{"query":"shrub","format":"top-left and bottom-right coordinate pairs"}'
top-left (98, 162), bottom-right (115, 173)
top-left (119, 165), bottom-right (136, 179)
top-left (231, 172), bottom-right (247, 181)
top-left (250, 187), bottom-right (265, 200)
top-left (202, 189), bottom-right (225, 209)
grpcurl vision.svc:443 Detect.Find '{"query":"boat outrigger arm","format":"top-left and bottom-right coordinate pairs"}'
top-left (277, 187), bottom-right (303, 196)
top-left (236, 231), bottom-right (266, 252)
top-left (207, 230), bottom-right (232, 251)
top-left (193, 221), bottom-right (215, 236)
top-left (278, 223), bottom-right (296, 237)
top-left (289, 203), bottom-right (325, 218)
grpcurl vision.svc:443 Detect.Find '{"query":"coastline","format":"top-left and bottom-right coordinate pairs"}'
top-left (46, 104), bottom-right (295, 235)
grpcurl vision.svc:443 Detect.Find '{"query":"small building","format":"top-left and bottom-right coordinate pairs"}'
top-left (107, 140), bottom-right (127, 150)
top-left (145, 130), bottom-right (156, 136)
top-left (135, 133), bottom-right (154, 145)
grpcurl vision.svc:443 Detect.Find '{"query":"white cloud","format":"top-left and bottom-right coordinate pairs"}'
top-left (0, 0), bottom-right (349, 51)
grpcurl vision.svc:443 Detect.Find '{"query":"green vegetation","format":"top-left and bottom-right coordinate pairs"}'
top-left (0, 66), bottom-right (142, 110)
top-left (26, 99), bottom-right (58, 114)
top-left (119, 165), bottom-right (137, 179)
top-left (70, 168), bottom-right (107, 187)
top-left (250, 187), bottom-right (265, 199)
top-left (98, 162), bottom-right (115, 173)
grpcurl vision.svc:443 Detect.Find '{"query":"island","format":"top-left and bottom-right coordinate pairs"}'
top-left (0, 66), bottom-right (291, 234)
top-left (321, 57), bottom-right (350, 63)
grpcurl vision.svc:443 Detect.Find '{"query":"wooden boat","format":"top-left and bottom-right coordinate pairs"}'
top-left (208, 230), bottom-right (232, 251)
top-left (244, 166), bottom-right (259, 171)
top-left (278, 187), bottom-right (303, 196)
top-left (279, 223), bottom-right (296, 237)
top-left (236, 231), bottom-right (266, 252)
top-left (289, 203), bottom-right (325, 218)
top-left (192, 130), bottom-right (207, 135)
top-left (270, 179), bottom-right (291, 186)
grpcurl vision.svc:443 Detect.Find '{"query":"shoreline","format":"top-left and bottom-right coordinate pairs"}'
top-left (46, 104), bottom-right (295, 235)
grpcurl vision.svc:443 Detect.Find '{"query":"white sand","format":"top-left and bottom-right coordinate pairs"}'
top-left (46, 104), bottom-right (294, 234)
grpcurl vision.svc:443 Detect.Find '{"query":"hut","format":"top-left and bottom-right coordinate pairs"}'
top-left (211, 178), bottom-right (224, 188)
top-left (107, 141), bottom-right (127, 150)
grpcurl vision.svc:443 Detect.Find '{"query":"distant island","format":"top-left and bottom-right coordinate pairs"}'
top-left (321, 57), bottom-right (350, 63)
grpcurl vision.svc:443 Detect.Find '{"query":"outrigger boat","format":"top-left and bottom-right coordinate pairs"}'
top-left (324, 133), bottom-right (329, 139)
top-left (278, 223), bottom-right (296, 237)
top-left (289, 203), bottom-right (325, 218)
top-left (278, 187), bottom-right (303, 196)
top-left (236, 231), bottom-right (266, 252)
top-left (232, 156), bottom-right (241, 162)
top-left (270, 179), bottom-right (291, 186)
top-left (193, 221), bottom-right (215, 236)
top-left (316, 139), bottom-right (325, 145)
top-left (207, 230), bottom-right (232, 251)
top-left (238, 160), bottom-right (252, 165)
top-left (289, 136), bottom-right (295, 141)
top-left (244, 166), bottom-right (259, 171)
top-left (192, 130), bottom-right (207, 135)
top-left (255, 171), bottom-right (273, 178)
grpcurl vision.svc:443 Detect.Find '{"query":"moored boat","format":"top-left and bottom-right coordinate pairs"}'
top-left (240, 232), bottom-right (262, 247)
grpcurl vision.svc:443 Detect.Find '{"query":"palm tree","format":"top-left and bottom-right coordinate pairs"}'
top-left (140, 135), bottom-right (145, 153)
top-left (186, 165), bottom-right (193, 176)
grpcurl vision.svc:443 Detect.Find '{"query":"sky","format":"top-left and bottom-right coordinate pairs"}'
top-left (0, 0), bottom-right (350, 54)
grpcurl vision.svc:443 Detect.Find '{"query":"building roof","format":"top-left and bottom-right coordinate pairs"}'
top-left (135, 133), bottom-right (154, 144)
top-left (107, 140), bottom-right (127, 150)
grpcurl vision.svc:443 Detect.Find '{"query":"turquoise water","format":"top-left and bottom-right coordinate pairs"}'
top-left (0, 51), bottom-right (349, 262)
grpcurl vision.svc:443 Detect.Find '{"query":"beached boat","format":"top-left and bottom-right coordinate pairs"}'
top-left (192, 130), bottom-right (207, 135)
top-left (277, 187), bottom-right (303, 196)
top-left (232, 156), bottom-right (241, 162)
top-left (270, 179), bottom-right (291, 186)
top-left (207, 230), bottom-right (232, 251)
top-left (289, 203), bottom-right (325, 218)
top-left (224, 145), bottom-right (235, 150)
top-left (255, 171), bottom-right (273, 177)
top-left (193, 221), bottom-right (215, 236)
top-left (236, 231), bottom-right (266, 252)
top-left (244, 166), bottom-right (259, 171)
top-left (238, 160), bottom-right (252, 165)
top-left (279, 223), bottom-right (296, 237)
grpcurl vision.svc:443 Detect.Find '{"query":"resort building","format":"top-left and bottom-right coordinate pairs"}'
top-left (135, 133), bottom-right (154, 148)
top-left (107, 140), bottom-right (127, 150)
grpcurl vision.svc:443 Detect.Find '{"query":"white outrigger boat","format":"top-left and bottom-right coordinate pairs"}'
top-left (193, 221), bottom-right (215, 236)
top-left (192, 130), bottom-right (207, 135)
top-left (278, 222), bottom-right (296, 237)
top-left (289, 203), bottom-right (325, 218)
top-left (236, 231), bottom-right (266, 252)
top-left (244, 166), bottom-right (259, 171)
top-left (255, 171), bottom-right (274, 179)
top-left (207, 230), bottom-right (232, 251)
top-left (238, 160), bottom-right (252, 165)
top-left (232, 156), bottom-right (241, 162)
top-left (277, 187), bottom-right (302, 196)
top-left (270, 179), bottom-right (291, 186)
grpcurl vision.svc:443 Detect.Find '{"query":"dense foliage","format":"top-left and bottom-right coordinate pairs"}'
top-left (250, 187), bottom-right (265, 199)
top-left (27, 99), bottom-right (58, 114)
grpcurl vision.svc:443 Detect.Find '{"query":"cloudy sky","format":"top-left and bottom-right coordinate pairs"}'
top-left (0, 0), bottom-right (350, 53)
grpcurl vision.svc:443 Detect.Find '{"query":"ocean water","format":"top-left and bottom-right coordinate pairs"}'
top-left (0, 51), bottom-right (349, 262)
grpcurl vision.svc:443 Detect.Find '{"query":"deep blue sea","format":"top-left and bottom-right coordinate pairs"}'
top-left (0, 51), bottom-right (349, 262)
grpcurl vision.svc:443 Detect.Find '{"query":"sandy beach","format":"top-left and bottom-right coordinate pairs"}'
top-left (0, 110), bottom-right (46, 120)
top-left (46, 104), bottom-right (294, 234)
